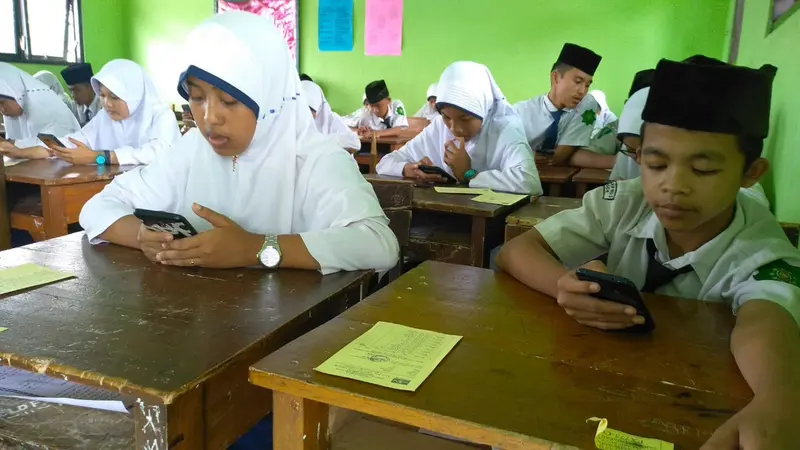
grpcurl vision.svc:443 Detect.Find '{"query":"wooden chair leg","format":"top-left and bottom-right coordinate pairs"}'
top-left (370, 133), bottom-right (378, 173)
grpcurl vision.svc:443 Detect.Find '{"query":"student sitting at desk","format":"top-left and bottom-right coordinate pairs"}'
top-left (0, 63), bottom-right (80, 159)
top-left (514, 43), bottom-right (614, 169)
top-left (80, 11), bottom-right (399, 275)
top-left (343, 94), bottom-right (368, 128)
top-left (352, 80), bottom-right (409, 137)
top-left (301, 80), bottom-right (360, 152)
top-left (413, 83), bottom-right (439, 121)
top-left (375, 61), bottom-right (541, 195)
top-left (62, 63), bottom-right (104, 127)
top-left (46, 59), bottom-right (180, 166)
top-left (497, 57), bottom-right (800, 448)
top-left (33, 70), bottom-right (80, 123)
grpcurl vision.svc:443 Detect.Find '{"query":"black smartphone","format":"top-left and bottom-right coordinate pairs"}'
top-left (181, 104), bottom-right (191, 113)
top-left (575, 268), bottom-right (655, 333)
top-left (418, 165), bottom-right (458, 185)
top-left (133, 209), bottom-right (198, 239)
top-left (38, 133), bottom-right (65, 148)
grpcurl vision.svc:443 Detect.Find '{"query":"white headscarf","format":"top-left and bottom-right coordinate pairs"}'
top-left (0, 63), bottom-right (80, 146)
top-left (34, 70), bottom-right (80, 123)
top-left (301, 80), bottom-right (360, 150)
top-left (414, 83), bottom-right (439, 120)
top-left (377, 61), bottom-right (540, 194)
top-left (80, 11), bottom-right (395, 274)
top-left (78, 59), bottom-right (178, 155)
top-left (589, 89), bottom-right (617, 129)
top-left (617, 87), bottom-right (649, 137)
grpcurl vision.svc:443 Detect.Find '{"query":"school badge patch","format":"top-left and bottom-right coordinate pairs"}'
top-left (582, 109), bottom-right (596, 126)
top-left (396, 106), bottom-right (405, 116)
top-left (602, 181), bottom-right (617, 200)
top-left (754, 260), bottom-right (800, 287)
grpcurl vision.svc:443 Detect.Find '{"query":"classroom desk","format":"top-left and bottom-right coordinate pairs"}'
top-left (250, 261), bottom-right (751, 450)
top-left (504, 196), bottom-right (583, 242)
top-left (0, 233), bottom-right (373, 449)
top-left (572, 168), bottom-right (610, 198)
top-left (5, 159), bottom-right (135, 240)
top-left (536, 165), bottom-right (579, 197)
top-left (356, 129), bottom-right (421, 173)
top-left (409, 186), bottom-right (529, 267)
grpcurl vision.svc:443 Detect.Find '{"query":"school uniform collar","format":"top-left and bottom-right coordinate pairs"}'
top-left (626, 202), bottom-right (746, 284)
top-left (542, 94), bottom-right (573, 113)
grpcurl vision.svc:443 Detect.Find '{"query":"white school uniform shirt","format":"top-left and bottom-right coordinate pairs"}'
top-left (79, 95), bottom-right (104, 126)
top-left (62, 59), bottom-right (180, 166)
top-left (353, 99), bottom-right (409, 130)
top-left (301, 80), bottom-right (360, 151)
top-left (513, 93), bottom-right (599, 152)
top-left (609, 151), bottom-right (640, 181)
top-left (536, 177), bottom-right (800, 325)
top-left (33, 70), bottom-right (81, 123)
top-left (413, 83), bottom-right (439, 120)
top-left (376, 61), bottom-right (541, 195)
top-left (79, 11), bottom-right (398, 275)
top-left (0, 63), bottom-right (81, 148)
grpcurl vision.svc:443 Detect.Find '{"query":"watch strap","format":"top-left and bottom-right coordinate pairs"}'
top-left (103, 150), bottom-right (111, 166)
top-left (257, 234), bottom-right (281, 262)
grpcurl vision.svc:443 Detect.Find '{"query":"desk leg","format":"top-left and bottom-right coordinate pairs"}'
top-left (575, 183), bottom-right (587, 198)
top-left (40, 185), bottom-right (68, 239)
top-left (549, 184), bottom-right (562, 197)
top-left (470, 217), bottom-right (487, 268)
top-left (134, 388), bottom-right (204, 450)
top-left (134, 400), bottom-right (167, 450)
top-left (274, 392), bottom-right (330, 450)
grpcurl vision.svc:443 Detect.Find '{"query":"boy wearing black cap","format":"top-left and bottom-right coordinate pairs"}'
top-left (498, 57), bottom-right (800, 448)
top-left (61, 63), bottom-right (102, 126)
top-left (352, 79), bottom-right (408, 137)
top-left (514, 43), bottom-right (613, 168)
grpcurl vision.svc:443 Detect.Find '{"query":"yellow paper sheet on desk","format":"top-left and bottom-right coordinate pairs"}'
top-left (471, 192), bottom-right (528, 206)
top-left (314, 321), bottom-right (461, 391)
top-left (433, 187), bottom-right (491, 194)
top-left (588, 417), bottom-right (673, 450)
top-left (0, 264), bottom-right (73, 295)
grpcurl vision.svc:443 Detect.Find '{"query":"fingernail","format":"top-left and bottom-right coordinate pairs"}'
top-left (156, 253), bottom-right (162, 261)
top-left (590, 283), bottom-right (600, 291)
top-left (633, 316), bottom-right (645, 324)
top-left (625, 307), bottom-right (636, 315)
top-left (161, 243), bottom-right (167, 249)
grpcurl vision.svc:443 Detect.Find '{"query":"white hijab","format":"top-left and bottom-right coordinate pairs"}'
top-left (414, 83), bottom-right (439, 120)
top-left (0, 63), bottom-right (80, 144)
top-left (33, 71), bottom-right (67, 97)
top-left (301, 80), bottom-right (360, 150)
top-left (81, 59), bottom-right (174, 150)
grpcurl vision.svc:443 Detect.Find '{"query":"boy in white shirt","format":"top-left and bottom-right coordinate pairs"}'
top-left (61, 63), bottom-right (103, 126)
top-left (514, 43), bottom-right (613, 169)
top-left (497, 57), bottom-right (800, 448)
top-left (352, 79), bottom-right (409, 137)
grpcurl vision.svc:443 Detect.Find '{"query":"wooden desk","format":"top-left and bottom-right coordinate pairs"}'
top-left (5, 159), bottom-right (135, 240)
top-left (504, 196), bottom-right (582, 242)
top-left (536, 165), bottom-right (579, 197)
top-left (0, 233), bottom-right (372, 449)
top-left (409, 186), bottom-right (528, 267)
top-left (356, 130), bottom-right (421, 173)
top-left (251, 261), bottom-right (751, 450)
top-left (572, 168), bottom-right (610, 198)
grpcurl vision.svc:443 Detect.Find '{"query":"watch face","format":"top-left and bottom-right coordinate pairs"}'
top-left (260, 247), bottom-right (281, 268)
top-left (96, 155), bottom-right (106, 165)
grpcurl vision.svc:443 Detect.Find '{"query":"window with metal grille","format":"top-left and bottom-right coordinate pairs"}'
top-left (0, 0), bottom-right (83, 63)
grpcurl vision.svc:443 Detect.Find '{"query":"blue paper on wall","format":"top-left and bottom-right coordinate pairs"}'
top-left (319, 0), bottom-right (354, 52)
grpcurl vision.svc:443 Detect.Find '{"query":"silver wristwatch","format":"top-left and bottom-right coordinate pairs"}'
top-left (257, 235), bottom-right (282, 268)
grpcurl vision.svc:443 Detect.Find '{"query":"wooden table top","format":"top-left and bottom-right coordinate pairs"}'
top-left (251, 261), bottom-right (751, 450)
top-left (4, 159), bottom-right (137, 186)
top-left (359, 129), bottom-right (421, 145)
top-left (412, 186), bottom-right (528, 218)
top-left (506, 196), bottom-right (583, 227)
top-left (573, 168), bottom-right (611, 184)
top-left (0, 233), bottom-right (372, 403)
top-left (536, 165), bottom-right (580, 183)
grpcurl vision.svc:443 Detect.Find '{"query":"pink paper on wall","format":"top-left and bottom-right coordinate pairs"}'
top-left (364, 0), bottom-right (403, 56)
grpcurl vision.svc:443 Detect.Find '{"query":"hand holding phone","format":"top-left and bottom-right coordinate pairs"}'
top-left (38, 133), bottom-right (65, 149)
top-left (556, 261), bottom-right (650, 332)
top-left (134, 209), bottom-right (198, 239)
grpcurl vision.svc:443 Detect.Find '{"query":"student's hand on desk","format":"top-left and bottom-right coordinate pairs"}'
top-left (443, 138), bottom-right (470, 181)
top-left (357, 126), bottom-right (372, 137)
top-left (702, 393), bottom-right (800, 450)
top-left (155, 203), bottom-right (262, 269)
top-left (402, 157), bottom-right (446, 183)
top-left (0, 145), bottom-right (49, 159)
top-left (50, 138), bottom-right (95, 165)
top-left (556, 260), bottom-right (643, 330)
top-left (137, 226), bottom-right (174, 262)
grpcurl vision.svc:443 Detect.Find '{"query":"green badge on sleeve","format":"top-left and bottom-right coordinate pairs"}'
top-left (396, 106), bottom-right (405, 116)
top-left (582, 109), bottom-right (596, 126)
top-left (754, 260), bottom-right (800, 287)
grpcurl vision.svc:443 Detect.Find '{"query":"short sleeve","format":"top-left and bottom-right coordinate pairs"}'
top-left (729, 260), bottom-right (800, 327)
top-left (557, 97), bottom-right (598, 148)
top-left (392, 101), bottom-right (409, 128)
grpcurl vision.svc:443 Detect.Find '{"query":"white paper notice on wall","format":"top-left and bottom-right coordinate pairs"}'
top-left (365, 0), bottom-right (403, 56)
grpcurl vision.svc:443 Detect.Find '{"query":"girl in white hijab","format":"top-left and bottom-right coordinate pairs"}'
top-left (33, 70), bottom-right (80, 122)
top-left (47, 59), bottom-right (180, 166)
top-left (0, 63), bottom-right (80, 159)
top-left (413, 83), bottom-right (439, 120)
top-left (301, 80), bottom-right (360, 152)
top-left (376, 62), bottom-right (541, 195)
top-left (79, 11), bottom-right (398, 274)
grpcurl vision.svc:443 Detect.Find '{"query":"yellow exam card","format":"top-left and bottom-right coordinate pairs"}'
top-left (433, 187), bottom-right (492, 195)
top-left (314, 321), bottom-right (462, 391)
top-left (471, 192), bottom-right (528, 206)
top-left (588, 417), bottom-right (674, 450)
top-left (0, 264), bottom-right (74, 296)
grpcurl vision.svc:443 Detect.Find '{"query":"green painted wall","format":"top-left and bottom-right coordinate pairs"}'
top-left (12, 0), bottom-right (129, 85)
top-left (735, 0), bottom-right (800, 223)
top-left (300, 0), bottom-right (732, 116)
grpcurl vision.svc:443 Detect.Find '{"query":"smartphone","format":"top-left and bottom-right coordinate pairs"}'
top-left (418, 165), bottom-right (458, 185)
top-left (181, 104), bottom-right (191, 113)
top-left (133, 209), bottom-right (198, 239)
top-left (575, 268), bottom-right (655, 333)
top-left (38, 133), bottom-right (65, 148)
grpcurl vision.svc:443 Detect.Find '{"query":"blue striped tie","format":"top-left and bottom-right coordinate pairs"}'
top-left (542, 109), bottom-right (563, 150)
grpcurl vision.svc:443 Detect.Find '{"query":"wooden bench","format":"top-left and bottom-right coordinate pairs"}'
top-left (356, 130), bottom-right (421, 174)
top-left (572, 168), bottom-right (610, 198)
top-left (504, 196), bottom-right (583, 242)
top-left (365, 175), bottom-right (413, 284)
top-left (0, 158), bottom-right (9, 250)
top-left (536, 165), bottom-right (579, 197)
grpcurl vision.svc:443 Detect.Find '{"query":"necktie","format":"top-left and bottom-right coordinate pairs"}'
top-left (641, 239), bottom-right (694, 293)
top-left (541, 109), bottom-right (563, 150)
top-left (382, 116), bottom-right (392, 129)
top-left (84, 108), bottom-right (92, 124)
